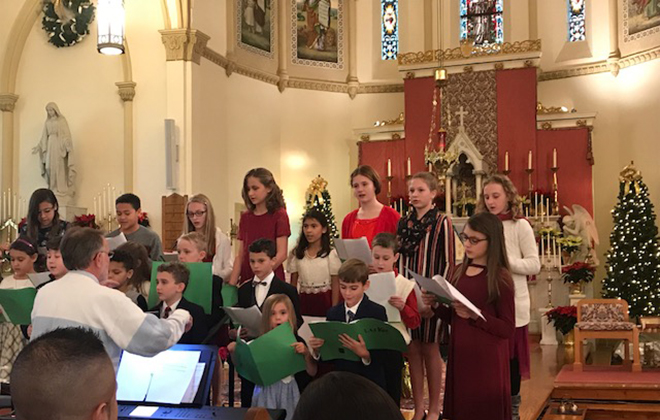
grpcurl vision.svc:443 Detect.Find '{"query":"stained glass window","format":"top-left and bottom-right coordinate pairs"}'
top-left (460, 0), bottom-right (503, 46)
top-left (381, 0), bottom-right (398, 60)
top-left (568, 0), bottom-right (586, 42)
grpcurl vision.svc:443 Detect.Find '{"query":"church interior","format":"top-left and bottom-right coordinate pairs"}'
top-left (2, 0), bottom-right (660, 419)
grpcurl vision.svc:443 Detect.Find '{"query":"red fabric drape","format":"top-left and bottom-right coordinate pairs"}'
top-left (404, 77), bottom-right (439, 175)
top-left (359, 139), bottom-right (407, 203)
top-left (496, 68), bottom-right (538, 193)
top-left (536, 128), bottom-right (593, 215)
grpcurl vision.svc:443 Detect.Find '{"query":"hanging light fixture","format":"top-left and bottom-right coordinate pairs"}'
top-left (97, 0), bottom-right (125, 55)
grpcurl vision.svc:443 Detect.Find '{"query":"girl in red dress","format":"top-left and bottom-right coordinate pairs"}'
top-left (341, 165), bottom-right (400, 246)
top-left (228, 168), bottom-right (291, 286)
top-left (423, 212), bottom-right (515, 420)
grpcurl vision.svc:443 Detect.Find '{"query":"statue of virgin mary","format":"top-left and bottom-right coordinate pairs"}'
top-left (32, 102), bottom-right (76, 204)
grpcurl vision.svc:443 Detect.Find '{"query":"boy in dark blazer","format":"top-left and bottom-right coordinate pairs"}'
top-left (150, 262), bottom-right (208, 344)
top-left (309, 258), bottom-right (388, 391)
top-left (232, 238), bottom-right (303, 407)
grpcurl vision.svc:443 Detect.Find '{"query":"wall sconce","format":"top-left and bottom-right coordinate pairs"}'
top-left (97, 0), bottom-right (125, 55)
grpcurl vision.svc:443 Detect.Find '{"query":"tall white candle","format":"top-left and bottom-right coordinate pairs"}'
top-left (8, 188), bottom-right (12, 220)
top-left (546, 198), bottom-right (551, 220)
top-left (505, 152), bottom-right (509, 172)
top-left (407, 157), bottom-right (411, 176)
top-left (428, 162), bottom-right (432, 172)
top-left (553, 148), bottom-right (557, 168)
top-left (534, 192), bottom-right (538, 218)
top-left (387, 159), bottom-right (392, 177)
top-left (14, 194), bottom-right (17, 221)
top-left (1, 192), bottom-right (4, 221)
top-left (528, 150), bottom-right (532, 170)
top-left (541, 234), bottom-right (545, 256)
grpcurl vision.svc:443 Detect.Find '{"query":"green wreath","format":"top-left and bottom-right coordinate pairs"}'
top-left (42, 0), bottom-right (95, 48)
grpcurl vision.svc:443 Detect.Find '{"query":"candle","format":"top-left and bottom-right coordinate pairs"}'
top-left (14, 194), bottom-right (17, 221)
top-left (534, 192), bottom-right (538, 218)
top-left (387, 159), bottom-right (392, 177)
top-left (553, 148), bottom-right (557, 168)
top-left (8, 188), bottom-right (12, 219)
top-left (546, 198), bottom-right (551, 220)
top-left (1, 192), bottom-right (4, 221)
top-left (541, 234), bottom-right (544, 256)
top-left (504, 152), bottom-right (509, 172)
top-left (428, 162), bottom-right (432, 172)
top-left (407, 157), bottom-right (411, 177)
top-left (528, 150), bottom-right (533, 170)
top-left (94, 197), bottom-right (98, 217)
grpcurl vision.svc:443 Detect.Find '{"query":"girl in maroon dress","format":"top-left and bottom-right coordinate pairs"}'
top-left (423, 212), bottom-right (515, 420)
top-left (228, 168), bottom-right (291, 286)
top-left (341, 165), bottom-right (400, 246)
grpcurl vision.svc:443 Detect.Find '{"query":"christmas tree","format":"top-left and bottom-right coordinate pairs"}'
top-left (304, 175), bottom-right (339, 240)
top-left (602, 162), bottom-right (660, 319)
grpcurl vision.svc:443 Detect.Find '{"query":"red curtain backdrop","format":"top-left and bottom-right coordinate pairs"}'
top-left (496, 68), bottom-right (538, 194)
top-left (536, 128), bottom-right (593, 215)
top-left (404, 77), bottom-right (439, 175)
top-left (359, 139), bottom-right (407, 203)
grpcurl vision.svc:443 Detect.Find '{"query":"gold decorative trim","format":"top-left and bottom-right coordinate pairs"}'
top-left (392, 133), bottom-right (401, 140)
top-left (536, 102), bottom-right (571, 114)
top-left (463, 66), bottom-right (473, 73)
top-left (115, 82), bottom-right (136, 102)
top-left (202, 47), bottom-right (404, 95)
top-left (397, 39), bottom-right (542, 66)
top-left (541, 122), bottom-right (553, 130)
top-left (524, 60), bottom-right (534, 68)
top-left (494, 63), bottom-right (504, 70)
top-left (576, 120), bottom-right (587, 127)
top-left (405, 71), bottom-right (415, 80)
top-left (159, 29), bottom-right (210, 64)
top-left (539, 45), bottom-right (660, 81)
top-left (0, 94), bottom-right (19, 112)
top-left (375, 112), bottom-right (404, 127)
top-left (360, 135), bottom-right (370, 142)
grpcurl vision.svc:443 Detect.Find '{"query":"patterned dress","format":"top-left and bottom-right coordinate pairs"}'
top-left (397, 207), bottom-right (455, 343)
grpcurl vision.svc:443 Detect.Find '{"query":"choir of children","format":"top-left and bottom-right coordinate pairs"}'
top-left (5, 166), bottom-right (530, 420)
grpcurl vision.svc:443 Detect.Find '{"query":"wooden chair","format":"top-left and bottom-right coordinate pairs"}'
top-left (573, 298), bottom-right (641, 372)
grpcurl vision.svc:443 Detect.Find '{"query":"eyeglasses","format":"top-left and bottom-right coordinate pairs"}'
top-left (459, 233), bottom-right (488, 245)
top-left (187, 210), bottom-right (207, 218)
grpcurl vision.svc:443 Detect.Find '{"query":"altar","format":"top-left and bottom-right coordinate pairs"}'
top-left (354, 40), bottom-right (598, 338)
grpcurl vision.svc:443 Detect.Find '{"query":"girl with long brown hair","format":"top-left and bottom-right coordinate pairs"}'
top-left (422, 212), bottom-right (515, 420)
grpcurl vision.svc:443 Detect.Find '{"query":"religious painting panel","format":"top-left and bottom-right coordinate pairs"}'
top-left (237, 0), bottom-right (276, 58)
top-left (291, 0), bottom-right (344, 69)
top-left (460, 0), bottom-right (503, 46)
top-left (622, 0), bottom-right (660, 43)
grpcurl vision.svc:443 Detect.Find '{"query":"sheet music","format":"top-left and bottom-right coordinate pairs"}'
top-left (367, 272), bottom-right (401, 322)
top-left (28, 272), bottom-right (52, 288)
top-left (334, 238), bottom-right (373, 264)
top-left (181, 363), bottom-right (206, 403)
top-left (223, 306), bottom-right (262, 337)
top-left (107, 232), bottom-right (128, 251)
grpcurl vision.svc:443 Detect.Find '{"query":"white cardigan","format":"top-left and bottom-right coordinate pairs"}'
top-left (212, 227), bottom-right (234, 280)
top-left (503, 219), bottom-right (541, 327)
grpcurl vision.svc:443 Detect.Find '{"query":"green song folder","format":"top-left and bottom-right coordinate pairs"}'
top-left (0, 288), bottom-right (37, 325)
top-left (234, 322), bottom-right (307, 387)
top-left (309, 318), bottom-right (408, 362)
top-left (147, 262), bottom-right (213, 314)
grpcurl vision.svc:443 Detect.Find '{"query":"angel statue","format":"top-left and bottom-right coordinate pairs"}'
top-left (562, 204), bottom-right (600, 265)
top-left (32, 103), bottom-right (76, 205)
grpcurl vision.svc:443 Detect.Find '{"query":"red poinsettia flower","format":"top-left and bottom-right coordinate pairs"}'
top-left (561, 261), bottom-right (595, 284)
top-left (18, 217), bottom-right (27, 230)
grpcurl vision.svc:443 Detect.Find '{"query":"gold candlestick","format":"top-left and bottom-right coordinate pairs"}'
top-left (525, 168), bottom-right (534, 195)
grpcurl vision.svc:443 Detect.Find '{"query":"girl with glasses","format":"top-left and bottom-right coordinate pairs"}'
top-left (422, 212), bottom-right (515, 420)
top-left (183, 194), bottom-right (233, 281)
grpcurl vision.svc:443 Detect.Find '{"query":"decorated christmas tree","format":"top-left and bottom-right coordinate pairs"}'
top-left (304, 175), bottom-right (339, 240)
top-left (602, 162), bottom-right (660, 319)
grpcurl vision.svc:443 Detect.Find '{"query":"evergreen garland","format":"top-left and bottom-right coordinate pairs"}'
top-left (42, 0), bottom-right (95, 48)
top-left (601, 163), bottom-right (660, 319)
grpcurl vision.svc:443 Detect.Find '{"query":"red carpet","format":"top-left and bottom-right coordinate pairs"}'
top-left (556, 365), bottom-right (660, 385)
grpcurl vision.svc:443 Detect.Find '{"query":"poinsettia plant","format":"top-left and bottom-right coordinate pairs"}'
top-left (561, 261), bottom-right (595, 284)
top-left (138, 212), bottom-right (150, 228)
top-left (545, 305), bottom-right (577, 335)
top-left (73, 214), bottom-right (98, 229)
